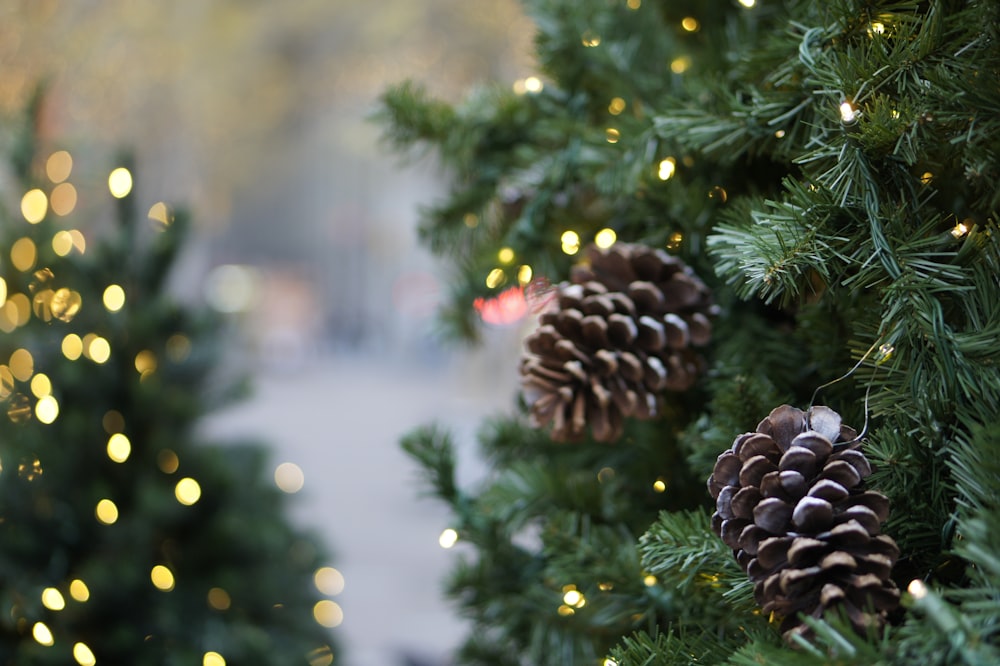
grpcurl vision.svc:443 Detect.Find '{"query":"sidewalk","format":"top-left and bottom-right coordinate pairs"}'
top-left (200, 332), bottom-right (522, 666)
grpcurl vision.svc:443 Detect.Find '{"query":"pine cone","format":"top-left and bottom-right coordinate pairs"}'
top-left (520, 242), bottom-right (714, 442)
top-left (707, 405), bottom-right (900, 642)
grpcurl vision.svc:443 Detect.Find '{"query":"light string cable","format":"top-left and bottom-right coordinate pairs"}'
top-left (809, 339), bottom-right (886, 445)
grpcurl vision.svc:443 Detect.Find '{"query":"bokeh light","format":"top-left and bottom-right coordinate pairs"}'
top-left (275, 462), bottom-right (305, 493)
top-left (150, 565), bottom-right (175, 591)
top-left (30, 373), bottom-right (51, 398)
top-left (32, 622), bottom-right (53, 646)
top-left (107, 433), bottom-right (131, 463)
top-left (21, 189), bottom-right (48, 224)
top-left (108, 167), bottom-right (133, 198)
top-left (9, 348), bottom-right (34, 381)
top-left (594, 228), bottom-right (617, 248)
top-left (175, 477), bottom-right (202, 505)
top-left (314, 567), bottom-right (345, 595)
top-left (207, 587), bottom-right (232, 610)
top-left (203, 652), bottom-right (226, 666)
top-left (42, 587), bottom-right (66, 611)
top-left (205, 264), bottom-right (257, 313)
top-left (103, 284), bottom-right (126, 312)
top-left (11, 237), bottom-right (38, 271)
top-left (439, 528), bottom-right (459, 549)
top-left (46, 151), bottom-right (73, 183)
top-left (69, 579), bottom-right (90, 602)
top-left (560, 230), bottom-right (581, 255)
top-left (50, 183), bottom-right (78, 216)
top-left (35, 395), bottom-right (59, 424)
top-left (313, 600), bottom-right (344, 628)
top-left (96, 498), bottom-right (119, 524)
top-left (73, 642), bottom-right (96, 666)
top-left (658, 157), bottom-right (677, 180)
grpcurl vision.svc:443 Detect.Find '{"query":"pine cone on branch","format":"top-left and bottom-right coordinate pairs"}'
top-left (520, 242), bottom-right (714, 442)
top-left (707, 405), bottom-right (900, 642)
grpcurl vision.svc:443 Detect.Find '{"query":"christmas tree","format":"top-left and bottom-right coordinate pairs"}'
top-left (0, 94), bottom-right (340, 665)
top-left (378, 0), bottom-right (1000, 664)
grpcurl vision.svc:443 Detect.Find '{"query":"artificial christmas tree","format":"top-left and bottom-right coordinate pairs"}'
top-left (380, 0), bottom-right (1000, 664)
top-left (0, 96), bottom-right (340, 665)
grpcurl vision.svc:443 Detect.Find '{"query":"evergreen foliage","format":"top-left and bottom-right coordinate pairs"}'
top-left (380, 0), bottom-right (1000, 663)
top-left (0, 97), bottom-right (339, 665)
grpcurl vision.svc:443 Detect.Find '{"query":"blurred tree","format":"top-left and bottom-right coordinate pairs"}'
top-left (0, 93), bottom-right (340, 665)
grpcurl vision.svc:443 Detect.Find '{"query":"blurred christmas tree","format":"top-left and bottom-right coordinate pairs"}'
top-left (379, 0), bottom-right (1000, 664)
top-left (0, 93), bottom-right (341, 665)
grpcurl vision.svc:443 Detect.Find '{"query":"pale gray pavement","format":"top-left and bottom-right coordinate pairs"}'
top-left (200, 330), bottom-right (524, 666)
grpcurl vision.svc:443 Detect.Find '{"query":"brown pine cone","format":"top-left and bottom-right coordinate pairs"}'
top-left (520, 242), bottom-right (714, 442)
top-left (707, 405), bottom-right (900, 642)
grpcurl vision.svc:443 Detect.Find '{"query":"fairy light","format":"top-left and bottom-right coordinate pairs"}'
top-left (557, 605), bottom-right (575, 616)
top-left (604, 660), bottom-right (619, 666)
top-left (314, 567), bottom-right (345, 595)
top-left (30, 373), bottom-right (51, 398)
top-left (653, 478), bottom-right (667, 493)
top-left (313, 600), bottom-right (344, 628)
top-left (95, 498), bottom-right (119, 525)
top-left (485, 268), bottom-right (506, 289)
top-left (107, 433), bottom-right (131, 463)
top-left (560, 230), bottom-right (581, 255)
top-left (108, 167), bottom-right (133, 198)
top-left (463, 213), bottom-right (479, 228)
top-left (594, 228), bottom-right (617, 248)
top-left (839, 101), bottom-right (858, 124)
top-left (274, 462), bottom-right (305, 493)
top-left (681, 17), bottom-right (699, 32)
top-left (581, 31), bottom-right (601, 47)
top-left (46, 151), bottom-right (73, 183)
top-left (670, 56), bottom-right (691, 74)
top-left (517, 265), bottom-right (533, 284)
top-left (605, 128), bottom-right (621, 143)
top-left (439, 528), bottom-right (459, 549)
top-left (103, 284), bottom-right (126, 312)
top-left (626, 0), bottom-right (641, 9)
top-left (643, 574), bottom-right (657, 586)
top-left (11, 237), bottom-right (38, 271)
top-left (658, 157), bottom-right (677, 180)
top-left (21, 189), bottom-right (48, 224)
top-left (562, 589), bottom-right (586, 608)
top-left (524, 76), bottom-right (543, 93)
top-left (608, 97), bottom-right (626, 115)
top-left (35, 395), bottom-right (59, 424)
top-left (208, 587), bottom-right (232, 610)
top-left (869, 21), bottom-right (886, 35)
top-left (32, 622), bottom-right (54, 646)
top-left (69, 579), bottom-right (90, 602)
top-left (597, 467), bottom-right (615, 483)
top-left (175, 477), bottom-right (202, 505)
top-left (203, 652), bottom-right (226, 666)
top-left (498, 247), bottom-right (515, 264)
top-left (52, 231), bottom-right (75, 257)
top-left (73, 642), bottom-right (97, 666)
top-left (738, 0), bottom-right (756, 7)
top-left (150, 565), bottom-right (175, 591)
top-left (148, 201), bottom-right (173, 228)
top-left (50, 183), bottom-right (77, 216)
top-left (41, 587), bottom-right (66, 611)
top-left (88, 337), bottom-right (112, 364)
top-left (951, 220), bottom-right (970, 238)
top-left (908, 578), bottom-right (927, 599)
top-left (775, 129), bottom-right (786, 138)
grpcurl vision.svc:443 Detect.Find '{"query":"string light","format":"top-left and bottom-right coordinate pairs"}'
top-left (158, 449), bottom-right (180, 474)
top-left (148, 201), bottom-right (173, 229)
top-left (869, 21), bottom-right (886, 36)
top-left (921, 171), bottom-right (934, 184)
top-left (463, 213), bottom-right (479, 228)
top-left (103, 284), bottom-right (126, 312)
top-left (626, 0), bottom-right (641, 9)
top-left (274, 462), bottom-right (305, 493)
top-left (597, 467), bottom-right (615, 483)
top-left (9, 348), bottom-right (34, 381)
top-left (497, 247), bottom-right (515, 264)
top-left (524, 76), bottom-right (543, 93)
top-left (594, 228), bottom-right (617, 248)
top-left (308, 646), bottom-right (335, 666)
top-left (581, 31), bottom-right (601, 47)
top-left (108, 167), bottom-right (133, 198)
top-left (73, 642), bottom-right (97, 666)
top-left (485, 268), bottom-right (505, 289)
top-left (839, 101), bottom-right (858, 124)
top-left (681, 17), bottom-right (699, 32)
top-left (32, 622), bottom-right (54, 646)
top-left (11, 237), bottom-right (38, 271)
top-left (907, 578), bottom-right (927, 599)
top-left (560, 231), bottom-right (581, 255)
top-left (41, 587), bottom-right (66, 611)
top-left (643, 574), bottom-right (657, 586)
top-left (951, 220), bottom-right (970, 238)
top-left (35, 395), bottom-right (59, 424)
top-left (608, 97), bottom-right (626, 115)
top-left (313, 600), bottom-right (344, 628)
top-left (87, 336), bottom-right (112, 364)
top-left (517, 265), bottom-right (533, 284)
top-left (21, 189), bottom-right (48, 224)
top-left (95, 498), bottom-right (119, 525)
top-left (52, 231), bottom-right (75, 256)
top-left (738, 0), bottom-right (756, 7)
top-left (658, 157), bottom-right (676, 180)
top-left (208, 587), bottom-right (232, 610)
top-left (605, 128), bottom-right (621, 144)
top-left (439, 528), bottom-right (459, 549)
top-left (107, 433), bottom-right (131, 463)
top-left (652, 478), bottom-right (667, 493)
top-left (69, 579), bottom-right (90, 602)
top-left (670, 56), bottom-right (691, 74)
top-left (203, 652), bottom-right (226, 666)
top-left (604, 660), bottom-right (619, 666)
top-left (150, 565), bottom-right (175, 591)
top-left (175, 477), bottom-right (202, 505)
top-left (314, 567), bottom-right (345, 595)
top-left (46, 151), bottom-right (73, 183)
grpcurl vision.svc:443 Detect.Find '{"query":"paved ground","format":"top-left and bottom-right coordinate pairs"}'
top-left (200, 330), bottom-right (523, 666)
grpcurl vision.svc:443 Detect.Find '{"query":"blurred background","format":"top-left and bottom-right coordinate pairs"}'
top-left (1, 2), bottom-right (538, 664)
